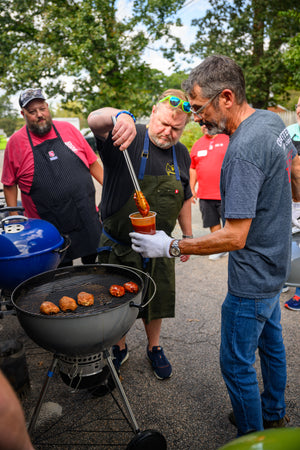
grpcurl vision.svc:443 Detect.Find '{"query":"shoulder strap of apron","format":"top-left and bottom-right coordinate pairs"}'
top-left (26, 124), bottom-right (60, 148)
top-left (138, 129), bottom-right (180, 181)
top-left (26, 127), bottom-right (35, 148)
top-left (138, 129), bottom-right (150, 180)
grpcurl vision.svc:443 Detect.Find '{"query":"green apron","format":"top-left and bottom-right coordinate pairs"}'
top-left (98, 135), bottom-right (184, 323)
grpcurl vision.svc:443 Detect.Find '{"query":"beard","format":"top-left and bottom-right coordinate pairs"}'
top-left (201, 117), bottom-right (230, 136)
top-left (149, 131), bottom-right (177, 149)
top-left (28, 117), bottom-right (53, 136)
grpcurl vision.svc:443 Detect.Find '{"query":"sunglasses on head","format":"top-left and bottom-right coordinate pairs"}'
top-left (159, 95), bottom-right (191, 113)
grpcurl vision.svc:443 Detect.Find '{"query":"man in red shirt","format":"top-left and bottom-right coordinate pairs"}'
top-left (1, 88), bottom-right (103, 265)
top-left (190, 124), bottom-right (229, 259)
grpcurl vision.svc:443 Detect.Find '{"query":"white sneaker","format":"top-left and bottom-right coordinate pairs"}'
top-left (209, 252), bottom-right (228, 260)
top-left (282, 285), bottom-right (289, 293)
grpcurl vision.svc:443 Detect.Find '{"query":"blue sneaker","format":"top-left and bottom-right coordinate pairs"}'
top-left (284, 295), bottom-right (300, 311)
top-left (112, 344), bottom-right (129, 371)
top-left (147, 346), bottom-right (172, 380)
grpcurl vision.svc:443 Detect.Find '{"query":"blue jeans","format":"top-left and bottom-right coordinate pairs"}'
top-left (220, 293), bottom-right (286, 436)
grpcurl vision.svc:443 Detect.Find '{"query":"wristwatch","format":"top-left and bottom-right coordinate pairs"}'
top-left (169, 239), bottom-right (181, 257)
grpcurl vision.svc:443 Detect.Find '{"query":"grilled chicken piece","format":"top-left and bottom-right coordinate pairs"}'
top-left (77, 291), bottom-right (94, 306)
top-left (59, 296), bottom-right (78, 312)
top-left (40, 301), bottom-right (60, 315)
top-left (109, 285), bottom-right (125, 297)
top-left (123, 281), bottom-right (139, 293)
top-left (134, 191), bottom-right (150, 217)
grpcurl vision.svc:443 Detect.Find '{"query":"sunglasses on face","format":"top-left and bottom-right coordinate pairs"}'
top-left (159, 95), bottom-right (191, 113)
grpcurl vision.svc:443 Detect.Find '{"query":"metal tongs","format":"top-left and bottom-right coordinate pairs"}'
top-left (112, 116), bottom-right (150, 216)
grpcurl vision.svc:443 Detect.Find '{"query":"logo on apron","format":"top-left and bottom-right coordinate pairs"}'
top-left (48, 150), bottom-right (58, 161)
top-left (166, 162), bottom-right (175, 175)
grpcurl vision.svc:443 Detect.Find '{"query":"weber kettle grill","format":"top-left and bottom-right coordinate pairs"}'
top-left (12, 264), bottom-right (167, 449)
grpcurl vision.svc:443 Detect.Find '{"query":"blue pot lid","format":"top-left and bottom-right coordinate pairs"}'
top-left (0, 216), bottom-right (64, 257)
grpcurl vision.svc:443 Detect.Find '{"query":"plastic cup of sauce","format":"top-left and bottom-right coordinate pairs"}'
top-left (129, 211), bottom-right (156, 234)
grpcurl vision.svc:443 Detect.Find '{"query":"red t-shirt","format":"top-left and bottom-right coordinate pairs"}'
top-left (190, 133), bottom-right (229, 200)
top-left (1, 121), bottom-right (98, 217)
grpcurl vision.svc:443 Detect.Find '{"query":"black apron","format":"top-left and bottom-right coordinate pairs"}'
top-left (98, 130), bottom-right (184, 323)
top-left (26, 124), bottom-right (101, 261)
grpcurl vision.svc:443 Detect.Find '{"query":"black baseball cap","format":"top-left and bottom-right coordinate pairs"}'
top-left (19, 88), bottom-right (46, 108)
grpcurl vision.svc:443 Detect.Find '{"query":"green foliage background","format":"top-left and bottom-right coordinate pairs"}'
top-left (180, 122), bottom-right (203, 152)
top-left (190, 0), bottom-right (300, 109)
top-left (0, 0), bottom-right (299, 122)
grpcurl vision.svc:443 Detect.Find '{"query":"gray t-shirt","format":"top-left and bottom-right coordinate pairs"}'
top-left (221, 110), bottom-right (297, 298)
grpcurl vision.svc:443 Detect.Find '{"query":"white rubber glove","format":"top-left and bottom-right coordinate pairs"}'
top-left (130, 230), bottom-right (173, 258)
top-left (292, 202), bottom-right (300, 229)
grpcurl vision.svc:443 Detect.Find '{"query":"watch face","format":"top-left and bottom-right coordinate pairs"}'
top-left (170, 240), bottom-right (181, 257)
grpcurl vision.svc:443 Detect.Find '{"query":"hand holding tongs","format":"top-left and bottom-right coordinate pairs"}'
top-left (112, 116), bottom-right (150, 216)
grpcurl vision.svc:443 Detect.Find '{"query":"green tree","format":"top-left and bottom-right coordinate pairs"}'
top-left (0, 0), bottom-right (186, 116)
top-left (180, 121), bottom-right (203, 152)
top-left (0, 94), bottom-right (19, 136)
top-left (164, 71), bottom-right (189, 90)
top-left (283, 11), bottom-right (300, 88)
top-left (189, 0), bottom-right (300, 109)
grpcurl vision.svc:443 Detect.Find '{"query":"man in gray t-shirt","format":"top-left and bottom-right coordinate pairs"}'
top-left (222, 112), bottom-right (294, 298)
top-left (130, 55), bottom-right (300, 438)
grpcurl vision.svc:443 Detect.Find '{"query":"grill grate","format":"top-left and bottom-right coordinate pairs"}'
top-left (13, 266), bottom-right (142, 317)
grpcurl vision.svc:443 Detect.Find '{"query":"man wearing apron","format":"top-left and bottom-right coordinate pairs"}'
top-left (1, 88), bottom-right (103, 265)
top-left (88, 89), bottom-right (193, 379)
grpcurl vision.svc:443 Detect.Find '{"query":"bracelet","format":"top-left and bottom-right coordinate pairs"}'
top-left (182, 234), bottom-right (193, 239)
top-left (115, 110), bottom-right (136, 122)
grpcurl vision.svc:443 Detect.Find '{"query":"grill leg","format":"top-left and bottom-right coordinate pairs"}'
top-left (28, 355), bottom-right (58, 436)
top-left (103, 349), bottom-right (140, 433)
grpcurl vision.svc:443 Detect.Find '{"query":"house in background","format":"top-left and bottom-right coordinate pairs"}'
top-left (267, 105), bottom-right (288, 113)
top-left (267, 105), bottom-right (296, 126)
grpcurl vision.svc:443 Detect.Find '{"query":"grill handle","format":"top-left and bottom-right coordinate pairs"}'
top-left (1, 213), bottom-right (27, 231)
top-left (123, 266), bottom-right (156, 310)
top-left (0, 206), bottom-right (25, 213)
top-left (52, 235), bottom-right (71, 254)
top-left (0, 309), bottom-right (16, 318)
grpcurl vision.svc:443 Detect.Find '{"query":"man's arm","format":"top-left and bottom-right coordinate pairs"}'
top-left (177, 197), bottom-right (193, 261)
top-left (130, 218), bottom-right (252, 259)
top-left (87, 108), bottom-right (136, 151)
top-left (178, 197), bottom-right (193, 237)
top-left (291, 154), bottom-right (300, 202)
top-left (3, 184), bottom-right (19, 216)
top-left (89, 160), bottom-right (103, 185)
top-left (189, 168), bottom-right (198, 202)
top-left (179, 217), bottom-right (252, 255)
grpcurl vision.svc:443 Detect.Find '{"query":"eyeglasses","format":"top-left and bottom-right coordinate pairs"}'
top-left (190, 90), bottom-right (223, 117)
top-left (159, 95), bottom-right (191, 113)
top-left (296, 104), bottom-right (300, 110)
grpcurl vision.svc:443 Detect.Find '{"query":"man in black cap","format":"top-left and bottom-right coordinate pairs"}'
top-left (1, 88), bottom-right (103, 265)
